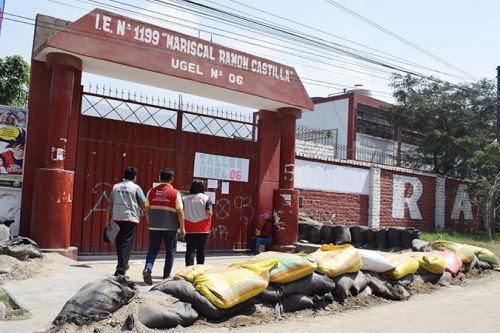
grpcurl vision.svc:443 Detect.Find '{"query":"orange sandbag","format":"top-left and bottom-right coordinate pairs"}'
top-left (307, 244), bottom-right (361, 277)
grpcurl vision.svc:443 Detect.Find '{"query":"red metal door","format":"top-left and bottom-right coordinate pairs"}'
top-left (71, 91), bottom-right (259, 254)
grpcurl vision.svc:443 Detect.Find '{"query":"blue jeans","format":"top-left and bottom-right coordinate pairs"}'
top-left (145, 230), bottom-right (177, 279)
top-left (251, 236), bottom-right (272, 255)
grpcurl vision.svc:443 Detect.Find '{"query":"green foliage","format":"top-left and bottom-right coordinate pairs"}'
top-left (390, 74), bottom-right (496, 178)
top-left (0, 55), bottom-right (30, 108)
top-left (420, 230), bottom-right (500, 255)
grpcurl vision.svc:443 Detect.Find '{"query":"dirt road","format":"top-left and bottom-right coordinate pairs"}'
top-left (184, 271), bottom-right (500, 333)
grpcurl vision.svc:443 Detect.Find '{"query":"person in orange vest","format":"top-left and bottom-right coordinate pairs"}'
top-left (183, 180), bottom-right (213, 266)
top-left (142, 168), bottom-right (185, 285)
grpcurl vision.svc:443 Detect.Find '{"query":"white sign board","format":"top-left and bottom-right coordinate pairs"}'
top-left (193, 152), bottom-right (249, 182)
top-left (294, 159), bottom-right (369, 195)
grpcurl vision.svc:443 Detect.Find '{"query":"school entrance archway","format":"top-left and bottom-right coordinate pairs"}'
top-left (22, 9), bottom-right (313, 255)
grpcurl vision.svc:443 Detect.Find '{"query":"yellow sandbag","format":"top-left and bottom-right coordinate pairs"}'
top-left (385, 254), bottom-right (419, 279)
top-left (431, 241), bottom-right (475, 264)
top-left (174, 265), bottom-right (219, 283)
top-left (193, 259), bottom-right (277, 309)
top-left (405, 252), bottom-right (446, 275)
top-left (462, 244), bottom-right (499, 267)
top-left (307, 244), bottom-right (361, 277)
top-left (231, 251), bottom-right (317, 284)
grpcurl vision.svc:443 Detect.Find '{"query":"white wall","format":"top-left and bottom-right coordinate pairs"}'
top-left (298, 98), bottom-right (349, 146)
top-left (356, 133), bottom-right (397, 165)
top-left (295, 159), bottom-right (369, 195)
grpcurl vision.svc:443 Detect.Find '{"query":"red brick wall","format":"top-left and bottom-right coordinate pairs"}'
top-left (445, 179), bottom-right (482, 232)
top-left (379, 170), bottom-right (436, 230)
top-left (299, 190), bottom-right (369, 226)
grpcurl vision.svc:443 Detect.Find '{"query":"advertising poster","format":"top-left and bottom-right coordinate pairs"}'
top-left (0, 105), bottom-right (28, 236)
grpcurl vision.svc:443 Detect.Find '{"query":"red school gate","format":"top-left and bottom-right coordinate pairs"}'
top-left (21, 8), bottom-right (313, 257)
top-left (71, 90), bottom-right (259, 254)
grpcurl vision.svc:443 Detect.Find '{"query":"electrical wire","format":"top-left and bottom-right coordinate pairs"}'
top-left (323, 0), bottom-right (476, 80)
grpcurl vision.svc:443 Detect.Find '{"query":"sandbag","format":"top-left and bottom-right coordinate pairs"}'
top-left (461, 244), bottom-right (499, 267)
top-left (174, 265), bottom-right (219, 282)
top-left (332, 226), bottom-right (351, 245)
top-left (431, 241), bottom-right (475, 264)
top-left (53, 276), bottom-right (136, 326)
top-left (258, 272), bottom-right (335, 302)
top-left (387, 228), bottom-right (403, 249)
top-left (412, 239), bottom-right (431, 252)
top-left (152, 279), bottom-right (256, 319)
top-left (0, 237), bottom-right (42, 261)
top-left (332, 273), bottom-right (356, 300)
top-left (231, 251), bottom-right (317, 284)
top-left (308, 244), bottom-right (361, 277)
top-left (401, 228), bottom-right (420, 249)
top-left (308, 224), bottom-right (322, 244)
top-left (277, 294), bottom-right (315, 313)
top-left (384, 254), bottom-right (419, 280)
top-left (350, 226), bottom-right (368, 248)
top-left (430, 250), bottom-right (462, 276)
top-left (358, 249), bottom-right (395, 273)
top-left (352, 271), bottom-right (371, 295)
top-left (477, 260), bottom-right (492, 270)
top-left (366, 273), bottom-right (405, 301)
top-left (365, 229), bottom-right (377, 248)
top-left (298, 223), bottom-right (310, 242)
top-left (375, 229), bottom-right (388, 250)
top-left (138, 292), bottom-right (198, 329)
top-left (320, 225), bottom-right (334, 244)
top-left (191, 259), bottom-right (277, 309)
top-left (405, 252), bottom-right (446, 275)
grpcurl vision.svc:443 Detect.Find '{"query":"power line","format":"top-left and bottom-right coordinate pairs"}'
top-left (323, 0), bottom-right (476, 80)
top-left (205, 0), bottom-right (472, 81)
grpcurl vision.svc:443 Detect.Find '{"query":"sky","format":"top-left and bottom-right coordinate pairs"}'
top-left (0, 0), bottom-right (498, 111)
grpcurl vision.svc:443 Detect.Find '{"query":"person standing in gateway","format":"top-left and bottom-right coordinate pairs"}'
top-left (106, 167), bottom-right (146, 277)
top-left (143, 168), bottom-right (185, 285)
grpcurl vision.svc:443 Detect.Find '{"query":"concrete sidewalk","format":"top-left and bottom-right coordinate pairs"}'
top-left (0, 252), bottom-right (252, 333)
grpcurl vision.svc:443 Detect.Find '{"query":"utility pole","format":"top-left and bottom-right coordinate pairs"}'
top-left (497, 66), bottom-right (500, 141)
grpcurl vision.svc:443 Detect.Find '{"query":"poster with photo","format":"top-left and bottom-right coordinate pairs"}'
top-left (0, 106), bottom-right (28, 188)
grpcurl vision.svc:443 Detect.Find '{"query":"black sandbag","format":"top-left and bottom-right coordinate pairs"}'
top-left (350, 226), bottom-right (368, 248)
top-left (401, 228), bottom-right (420, 249)
top-left (259, 272), bottom-right (336, 302)
top-left (283, 272), bottom-right (336, 296)
top-left (320, 225), bottom-right (334, 244)
top-left (277, 294), bottom-right (315, 313)
top-left (138, 300), bottom-right (198, 329)
top-left (53, 276), bottom-right (136, 326)
top-left (375, 229), bottom-right (388, 250)
top-left (365, 229), bottom-right (377, 248)
top-left (298, 223), bottom-right (310, 242)
top-left (351, 271), bottom-right (370, 295)
top-left (387, 228), bottom-right (403, 249)
top-left (308, 224), bottom-right (322, 244)
top-left (332, 226), bottom-right (351, 245)
top-left (365, 273), bottom-right (405, 301)
top-left (152, 279), bottom-right (256, 319)
top-left (477, 260), bottom-right (492, 270)
top-left (333, 273), bottom-right (356, 300)
top-left (0, 237), bottom-right (42, 261)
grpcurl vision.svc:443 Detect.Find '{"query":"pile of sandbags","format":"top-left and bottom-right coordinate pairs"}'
top-left (0, 237), bottom-right (42, 261)
top-left (51, 237), bottom-right (498, 330)
top-left (298, 219), bottom-right (420, 250)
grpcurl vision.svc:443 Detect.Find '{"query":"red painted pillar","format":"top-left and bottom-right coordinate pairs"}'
top-left (30, 53), bottom-right (82, 254)
top-left (272, 107), bottom-right (301, 249)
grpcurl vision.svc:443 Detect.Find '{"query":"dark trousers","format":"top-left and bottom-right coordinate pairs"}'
top-left (251, 236), bottom-right (272, 255)
top-left (185, 233), bottom-right (209, 266)
top-left (145, 230), bottom-right (177, 279)
top-left (115, 221), bottom-right (137, 275)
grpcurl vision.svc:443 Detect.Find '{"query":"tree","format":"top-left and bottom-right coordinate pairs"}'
top-left (0, 55), bottom-right (30, 108)
top-left (390, 74), bottom-right (496, 178)
top-left (391, 74), bottom-right (499, 236)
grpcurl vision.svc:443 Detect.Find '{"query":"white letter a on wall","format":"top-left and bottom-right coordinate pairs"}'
top-left (392, 175), bottom-right (423, 219)
top-left (451, 184), bottom-right (473, 220)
